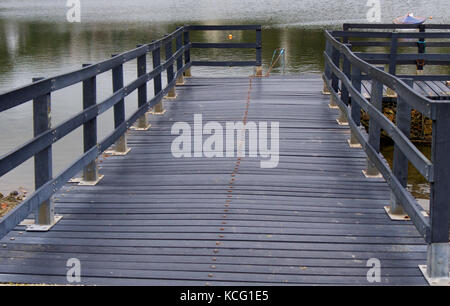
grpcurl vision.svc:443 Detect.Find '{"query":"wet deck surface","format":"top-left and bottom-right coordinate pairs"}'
top-left (0, 75), bottom-right (428, 285)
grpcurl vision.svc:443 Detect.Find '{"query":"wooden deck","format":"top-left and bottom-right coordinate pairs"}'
top-left (361, 79), bottom-right (450, 100)
top-left (0, 75), bottom-right (429, 285)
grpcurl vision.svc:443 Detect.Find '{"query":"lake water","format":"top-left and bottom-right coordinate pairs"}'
top-left (0, 0), bottom-right (449, 199)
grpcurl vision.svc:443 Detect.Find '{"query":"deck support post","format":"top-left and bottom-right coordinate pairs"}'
top-left (337, 111), bottom-right (348, 126)
top-left (323, 40), bottom-right (331, 95)
top-left (348, 65), bottom-right (362, 148)
top-left (420, 102), bottom-right (450, 283)
top-left (322, 81), bottom-right (330, 95)
top-left (337, 47), bottom-right (351, 126)
top-left (255, 27), bottom-right (263, 77)
top-left (416, 25), bottom-right (426, 75)
top-left (80, 64), bottom-right (103, 185)
top-left (175, 31), bottom-right (185, 85)
top-left (386, 34), bottom-right (398, 97)
top-left (364, 69), bottom-right (384, 178)
top-left (165, 38), bottom-right (177, 100)
top-left (28, 77), bottom-right (61, 231)
top-left (151, 45), bottom-right (166, 114)
top-left (387, 79), bottom-right (414, 216)
top-left (183, 29), bottom-right (192, 77)
top-left (133, 49), bottom-right (151, 130)
top-left (423, 243), bottom-right (449, 281)
top-left (109, 57), bottom-right (130, 155)
top-left (328, 45), bottom-right (340, 109)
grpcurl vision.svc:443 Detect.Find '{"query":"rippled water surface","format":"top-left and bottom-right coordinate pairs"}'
top-left (0, 0), bottom-right (449, 195)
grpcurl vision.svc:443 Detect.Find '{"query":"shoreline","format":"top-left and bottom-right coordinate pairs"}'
top-left (0, 188), bottom-right (27, 218)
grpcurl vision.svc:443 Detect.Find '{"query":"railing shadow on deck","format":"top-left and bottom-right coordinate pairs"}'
top-left (0, 26), bottom-right (262, 239)
top-left (323, 24), bottom-right (450, 283)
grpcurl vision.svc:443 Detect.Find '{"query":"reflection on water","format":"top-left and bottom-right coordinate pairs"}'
top-left (0, 0), bottom-right (449, 195)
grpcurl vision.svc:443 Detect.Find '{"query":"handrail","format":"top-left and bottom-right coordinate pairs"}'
top-left (325, 31), bottom-right (436, 117)
top-left (0, 24), bottom-right (262, 238)
top-left (343, 23), bottom-right (450, 30)
top-left (0, 27), bottom-right (185, 113)
top-left (334, 24), bottom-right (450, 81)
top-left (188, 25), bottom-right (262, 67)
top-left (323, 28), bottom-right (450, 278)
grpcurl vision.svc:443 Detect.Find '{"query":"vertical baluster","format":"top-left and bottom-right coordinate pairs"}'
top-left (81, 64), bottom-right (103, 185)
top-left (322, 39), bottom-right (331, 95)
top-left (151, 44), bottom-right (165, 114)
top-left (29, 77), bottom-right (58, 230)
top-left (328, 44), bottom-right (340, 109)
top-left (134, 46), bottom-right (151, 130)
top-left (110, 56), bottom-right (130, 154)
top-left (165, 37), bottom-right (177, 99)
top-left (363, 69), bottom-right (385, 178)
top-left (337, 45), bottom-right (352, 125)
top-left (183, 28), bottom-right (192, 77)
top-left (255, 27), bottom-right (263, 77)
top-left (386, 33), bottom-right (398, 97)
top-left (388, 79), bottom-right (414, 216)
top-left (348, 65), bottom-right (362, 147)
top-left (176, 31), bottom-right (185, 85)
top-left (426, 102), bottom-right (450, 279)
top-left (417, 25), bottom-right (426, 75)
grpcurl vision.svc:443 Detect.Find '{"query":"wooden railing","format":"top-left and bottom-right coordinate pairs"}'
top-left (0, 25), bottom-right (262, 237)
top-left (323, 27), bottom-right (450, 280)
top-left (336, 23), bottom-right (450, 80)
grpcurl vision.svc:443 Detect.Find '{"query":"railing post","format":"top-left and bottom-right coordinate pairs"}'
top-left (348, 65), bottom-right (362, 147)
top-left (165, 37), bottom-right (177, 99)
top-left (322, 38), bottom-right (331, 95)
top-left (29, 77), bottom-right (59, 230)
top-left (151, 44), bottom-right (166, 115)
top-left (133, 47), bottom-right (151, 130)
top-left (329, 45), bottom-right (340, 109)
top-left (337, 44), bottom-right (352, 126)
top-left (417, 24), bottom-right (426, 75)
top-left (176, 31), bottom-right (185, 85)
top-left (387, 79), bottom-right (414, 217)
top-left (425, 102), bottom-right (450, 280)
top-left (110, 56), bottom-right (130, 155)
top-left (363, 69), bottom-right (385, 178)
top-left (183, 28), bottom-right (192, 77)
top-left (386, 33), bottom-right (398, 97)
top-left (80, 64), bottom-right (103, 185)
top-left (255, 27), bottom-right (263, 77)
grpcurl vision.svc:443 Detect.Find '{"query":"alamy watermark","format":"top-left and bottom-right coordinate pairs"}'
top-left (366, 0), bottom-right (381, 23)
top-left (66, 0), bottom-right (81, 23)
top-left (366, 258), bottom-right (381, 283)
top-left (66, 258), bottom-right (81, 283)
top-left (171, 114), bottom-right (280, 168)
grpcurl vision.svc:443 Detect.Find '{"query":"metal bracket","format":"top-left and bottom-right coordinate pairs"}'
top-left (336, 119), bottom-right (349, 126)
top-left (164, 94), bottom-right (177, 100)
top-left (384, 206), bottom-right (410, 221)
top-left (69, 177), bottom-right (83, 183)
top-left (26, 215), bottom-right (63, 232)
top-left (78, 174), bottom-right (104, 186)
top-left (149, 109), bottom-right (167, 115)
top-left (129, 124), bottom-right (151, 131)
top-left (362, 170), bottom-right (383, 179)
top-left (419, 265), bottom-right (450, 286)
top-left (347, 139), bottom-right (362, 148)
top-left (104, 148), bottom-right (131, 156)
